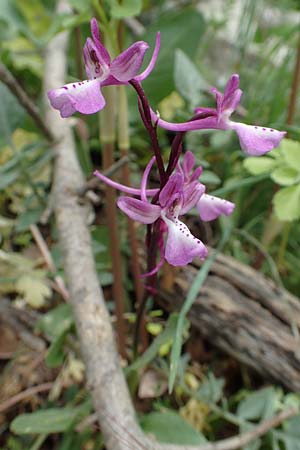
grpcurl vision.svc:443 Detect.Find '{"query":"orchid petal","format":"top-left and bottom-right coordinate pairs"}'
top-left (190, 166), bottom-right (203, 181)
top-left (141, 156), bottom-right (156, 202)
top-left (117, 197), bottom-right (161, 224)
top-left (162, 215), bottom-right (207, 266)
top-left (223, 74), bottom-right (240, 100)
top-left (211, 87), bottom-right (223, 116)
top-left (197, 194), bottom-right (235, 221)
top-left (47, 79), bottom-right (104, 118)
top-left (90, 18), bottom-right (110, 65)
top-left (110, 42), bottom-right (149, 82)
top-left (222, 88), bottom-right (243, 115)
top-left (159, 173), bottom-right (184, 208)
top-left (90, 18), bottom-right (101, 43)
top-left (134, 32), bottom-right (161, 82)
top-left (180, 182), bottom-right (205, 215)
top-left (182, 151), bottom-right (195, 176)
top-left (230, 122), bottom-right (286, 156)
top-left (83, 38), bottom-right (110, 81)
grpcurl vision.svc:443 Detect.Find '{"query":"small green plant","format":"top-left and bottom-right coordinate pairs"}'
top-left (244, 139), bottom-right (300, 222)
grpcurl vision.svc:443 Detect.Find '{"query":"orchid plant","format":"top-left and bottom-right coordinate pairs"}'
top-left (48, 18), bottom-right (286, 278)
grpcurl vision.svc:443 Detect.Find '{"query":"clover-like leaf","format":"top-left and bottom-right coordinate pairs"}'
top-left (243, 157), bottom-right (277, 175)
top-left (271, 167), bottom-right (300, 186)
top-left (273, 185), bottom-right (300, 222)
top-left (16, 273), bottom-right (51, 308)
top-left (281, 139), bottom-right (300, 171)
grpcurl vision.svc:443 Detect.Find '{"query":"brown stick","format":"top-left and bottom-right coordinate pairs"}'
top-left (159, 253), bottom-right (300, 392)
top-left (0, 63), bottom-right (54, 142)
top-left (30, 224), bottom-right (69, 301)
top-left (0, 382), bottom-right (53, 414)
top-left (183, 408), bottom-right (297, 450)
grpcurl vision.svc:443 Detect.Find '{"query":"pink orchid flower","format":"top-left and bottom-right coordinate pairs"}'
top-left (178, 151), bottom-right (235, 221)
top-left (48, 18), bottom-right (160, 118)
top-left (94, 157), bottom-right (207, 266)
top-left (150, 74), bottom-right (286, 156)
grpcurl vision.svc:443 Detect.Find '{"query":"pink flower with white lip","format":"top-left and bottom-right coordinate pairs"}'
top-left (150, 74), bottom-right (286, 156)
top-left (94, 157), bottom-right (207, 267)
top-left (47, 18), bottom-right (160, 118)
top-left (117, 172), bottom-right (207, 266)
top-left (178, 151), bottom-right (235, 221)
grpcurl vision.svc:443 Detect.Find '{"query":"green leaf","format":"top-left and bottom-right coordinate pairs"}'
top-left (0, 170), bottom-right (19, 190)
top-left (110, 0), bottom-right (142, 18)
top-left (0, 84), bottom-right (25, 144)
top-left (36, 304), bottom-right (73, 338)
top-left (243, 157), bottom-right (277, 175)
top-left (196, 372), bottom-right (224, 404)
top-left (16, 207), bottom-right (44, 232)
top-left (168, 226), bottom-right (232, 393)
top-left (280, 139), bottom-right (300, 170)
top-left (273, 185), bottom-right (300, 222)
top-left (200, 170), bottom-right (221, 185)
top-left (141, 8), bottom-right (205, 104)
top-left (270, 167), bottom-right (299, 186)
top-left (15, 274), bottom-right (51, 308)
top-left (237, 387), bottom-right (278, 421)
top-left (174, 49), bottom-right (207, 107)
top-left (10, 408), bottom-right (78, 434)
top-left (45, 330), bottom-right (68, 367)
top-left (0, 0), bottom-right (26, 39)
top-left (140, 410), bottom-right (206, 445)
top-left (126, 314), bottom-right (180, 375)
top-left (279, 416), bottom-right (300, 450)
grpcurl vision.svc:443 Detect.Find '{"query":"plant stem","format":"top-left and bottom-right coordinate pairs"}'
top-left (133, 221), bottom-right (160, 358)
top-left (118, 85), bottom-right (147, 351)
top-left (129, 80), bottom-right (166, 185)
top-left (100, 86), bottom-right (127, 358)
top-left (277, 222), bottom-right (291, 268)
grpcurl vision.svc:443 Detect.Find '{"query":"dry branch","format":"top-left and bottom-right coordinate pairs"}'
top-left (159, 252), bottom-right (300, 391)
top-left (43, 2), bottom-right (299, 449)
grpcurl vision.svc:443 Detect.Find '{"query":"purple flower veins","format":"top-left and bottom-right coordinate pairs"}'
top-left (47, 18), bottom-right (160, 118)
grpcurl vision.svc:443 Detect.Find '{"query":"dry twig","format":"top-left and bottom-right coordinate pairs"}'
top-left (30, 224), bottom-right (69, 301)
top-left (0, 382), bottom-right (53, 414)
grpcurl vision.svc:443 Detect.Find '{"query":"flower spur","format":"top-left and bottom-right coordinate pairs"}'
top-left (149, 74), bottom-right (286, 156)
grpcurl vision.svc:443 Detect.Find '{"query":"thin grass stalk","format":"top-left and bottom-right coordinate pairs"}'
top-left (287, 33), bottom-right (300, 126)
top-left (100, 85), bottom-right (126, 358)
